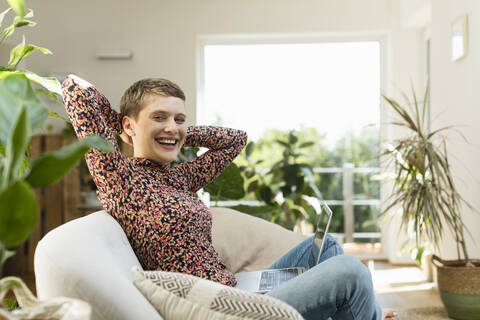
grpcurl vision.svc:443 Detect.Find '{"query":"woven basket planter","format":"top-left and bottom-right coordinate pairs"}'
top-left (433, 255), bottom-right (480, 320)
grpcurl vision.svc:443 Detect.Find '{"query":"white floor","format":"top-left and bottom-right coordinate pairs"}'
top-left (371, 261), bottom-right (443, 309)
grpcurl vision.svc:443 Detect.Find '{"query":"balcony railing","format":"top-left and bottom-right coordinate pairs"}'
top-left (215, 163), bottom-right (381, 244)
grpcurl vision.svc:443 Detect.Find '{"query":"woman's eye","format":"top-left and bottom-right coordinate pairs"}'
top-left (175, 118), bottom-right (186, 124)
top-left (153, 116), bottom-right (165, 121)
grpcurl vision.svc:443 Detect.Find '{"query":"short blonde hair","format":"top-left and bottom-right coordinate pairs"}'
top-left (119, 78), bottom-right (185, 119)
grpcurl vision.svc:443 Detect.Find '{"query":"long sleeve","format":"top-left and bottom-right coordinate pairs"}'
top-left (96, 90), bottom-right (123, 135)
top-left (169, 126), bottom-right (247, 192)
top-left (62, 75), bottom-right (129, 197)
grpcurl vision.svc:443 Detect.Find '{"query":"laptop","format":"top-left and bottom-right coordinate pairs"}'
top-left (234, 202), bottom-right (333, 293)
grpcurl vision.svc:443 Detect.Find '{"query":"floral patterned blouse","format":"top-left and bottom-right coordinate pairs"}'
top-left (62, 76), bottom-right (247, 286)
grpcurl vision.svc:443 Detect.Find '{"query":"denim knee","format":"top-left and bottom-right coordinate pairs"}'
top-left (333, 255), bottom-right (374, 293)
top-left (324, 234), bottom-right (344, 254)
top-left (320, 234), bottom-right (344, 263)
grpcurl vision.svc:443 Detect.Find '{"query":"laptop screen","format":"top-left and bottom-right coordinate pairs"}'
top-left (311, 202), bottom-right (333, 266)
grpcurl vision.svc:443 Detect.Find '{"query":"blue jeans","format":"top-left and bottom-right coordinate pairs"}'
top-left (265, 235), bottom-right (382, 320)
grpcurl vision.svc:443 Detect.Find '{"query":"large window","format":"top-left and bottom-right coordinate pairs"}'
top-left (198, 39), bottom-right (384, 256)
top-left (200, 42), bottom-right (380, 144)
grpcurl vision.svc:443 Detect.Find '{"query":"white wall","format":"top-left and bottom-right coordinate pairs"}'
top-left (429, 0), bottom-right (480, 260)
top-left (3, 0), bottom-right (391, 127)
top-left (382, 0), bottom-right (426, 264)
top-left (0, 43), bottom-right (12, 65)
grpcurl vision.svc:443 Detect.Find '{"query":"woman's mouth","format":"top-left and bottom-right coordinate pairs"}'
top-left (155, 137), bottom-right (178, 150)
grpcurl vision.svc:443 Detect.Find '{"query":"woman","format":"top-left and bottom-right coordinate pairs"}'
top-left (62, 75), bottom-right (395, 319)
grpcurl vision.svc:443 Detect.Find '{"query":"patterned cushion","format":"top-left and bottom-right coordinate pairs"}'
top-left (132, 267), bottom-right (304, 320)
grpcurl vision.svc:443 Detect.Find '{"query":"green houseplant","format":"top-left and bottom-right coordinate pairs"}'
top-left (232, 131), bottom-right (322, 231)
top-left (259, 131), bottom-right (321, 231)
top-left (201, 131), bottom-right (322, 231)
top-left (382, 86), bottom-right (480, 319)
top-left (204, 162), bottom-right (245, 205)
top-left (0, 0), bottom-right (112, 315)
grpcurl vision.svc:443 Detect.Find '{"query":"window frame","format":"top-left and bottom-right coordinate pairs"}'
top-left (195, 32), bottom-right (390, 259)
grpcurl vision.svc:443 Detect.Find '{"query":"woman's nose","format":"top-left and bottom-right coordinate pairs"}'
top-left (164, 118), bottom-right (178, 133)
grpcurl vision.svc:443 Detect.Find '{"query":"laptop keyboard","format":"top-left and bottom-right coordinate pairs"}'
top-left (259, 268), bottom-right (301, 291)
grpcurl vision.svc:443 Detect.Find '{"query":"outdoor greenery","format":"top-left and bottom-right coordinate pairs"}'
top-left (204, 125), bottom-right (381, 234)
top-left (381, 86), bottom-right (475, 265)
top-left (0, 0), bottom-right (112, 280)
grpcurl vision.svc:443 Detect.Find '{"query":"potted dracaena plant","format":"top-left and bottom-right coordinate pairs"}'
top-left (382, 85), bottom-right (480, 320)
top-left (0, 0), bottom-right (112, 318)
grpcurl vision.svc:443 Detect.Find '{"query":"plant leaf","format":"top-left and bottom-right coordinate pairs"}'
top-left (47, 110), bottom-right (68, 122)
top-left (275, 139), bottom-right (290, 149)
top-left (6, 34), bottom-right (25, 67)
top-left (0, 180), bottom-right (37, 248)
top-left (23, 8), bottom-right (33, 19)
top-left (245, 141), bottom-right (255, 157)
top-left (8, 36), bottom-right (52, 69)
top-left (6, 0), bottom-right (26, 17)
top-left (300, 166), bottom-right (322, 198)
top-left (35, 88), bottom-right (63, 106)
top-left (426, 125), bottom-right (455, 139)
top-left (14, 19), bottom-right (35, 28)
top-left (299, 141), bottom-right (314, 148)
top-left (203, 163), bottom-right (245, 201)
top-left (22, 71), bottom-right (61, 95)
top-left (25, 135), bottom-right (114, 188)
top-left (0, 21), bottom-right (15, 43)
top-left (0, 243), bottom-right (15, 266)
top-left (247, 179), bottom-right (259, 193)
top-left (288, 131), bottom-right (298, 144)
top-left (0, 8), bottom-right (11, 27)
top-left (383, 95), bottom-right (418, 133)
top-left (0, 70), bottom-right (62, 96)
top-left (244, 169), bottom-right (255, 179)
top-left (259, 185), bottom-right (274, 204)
top-left (0, 10), bottom-right (34, 45)
top-left (410, 80), bottom-right (422, 135)
top-left (3, 105), bottom-right (29, 186)
top-left (0, 73), bottom-right (49, 147)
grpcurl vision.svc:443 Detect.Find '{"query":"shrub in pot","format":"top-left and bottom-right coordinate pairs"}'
top-left (382, 86), bottom-right (480, 319)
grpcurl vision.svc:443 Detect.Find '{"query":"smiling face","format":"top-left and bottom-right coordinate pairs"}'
top-left (122, 94), bottom-right (187, 164)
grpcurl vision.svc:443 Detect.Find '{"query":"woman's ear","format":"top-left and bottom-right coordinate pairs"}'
top-left (121, 116), bottom-right (135, 146)
top-left (122, 116), bottom-right (136, 137)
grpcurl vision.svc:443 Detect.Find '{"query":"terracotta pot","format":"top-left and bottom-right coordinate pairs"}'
top-left (432, 255), bottom-right (480, 320)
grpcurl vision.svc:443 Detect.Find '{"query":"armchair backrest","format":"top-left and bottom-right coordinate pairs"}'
top-left (211, 207), bottom-right (307, 273)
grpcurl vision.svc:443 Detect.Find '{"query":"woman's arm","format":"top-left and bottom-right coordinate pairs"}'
top-left (170, 126), bottom-right (247, 192)
top-left (62, 75), bottom-right (129, 194)
top-left (95, 89), bottom-right (123, 135)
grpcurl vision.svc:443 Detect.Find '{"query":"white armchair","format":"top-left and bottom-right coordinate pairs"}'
top-left (34, 207), bottom-right (307, 320)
